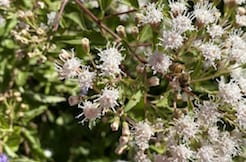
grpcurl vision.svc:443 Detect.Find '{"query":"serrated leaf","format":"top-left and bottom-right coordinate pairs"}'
top-left (125, 90), bottom-right (142, 112)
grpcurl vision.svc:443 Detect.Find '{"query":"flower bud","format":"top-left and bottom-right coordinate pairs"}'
top-left (238, 7), bottom-right (246, 16)
top-left (16, 97), bottom-right (22, 102)
top-left (116, 25), bottom-right (126, 38)
top-left (136, 64), bottom-right (145, 73)
top-left (131, 26), bottom-right (139, 38)
top-left (13, 91), bottom-right (21, 97)
top-left (115, 144), bottom-right (127, 155)
top-left (122, 122), bottom-right (130, 136)
top-left (68, 96), bottom-right (81, 106)
top-left (119, 136), bottom-right (129, 145)
top-left (111, 116), bottom-right (120, 131)
top-left (148, 76), bottom-right (160, 87)
top-left (81, 38), bottom-right (90, 54)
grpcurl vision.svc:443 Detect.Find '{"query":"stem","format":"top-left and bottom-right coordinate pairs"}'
top-left (75, 0), bottom-right (121, 42)
top-left (53, 0), bottom-right (69, 31)
top-left (102, 9), bottom-right (137, 20)
top-left (143, 67), bottom-right (147, 118)
top-left (191, 70), bottom-right (230, 83)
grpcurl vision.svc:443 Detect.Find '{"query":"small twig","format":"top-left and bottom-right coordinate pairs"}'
top-left (129, 42), bottom-right (152, 47)
top-left (53, 0), bottom-right (69, 31)
top-left (75, 0), bottom-right (121, 42)
top-left (102, 9), bottom-right (137, 20)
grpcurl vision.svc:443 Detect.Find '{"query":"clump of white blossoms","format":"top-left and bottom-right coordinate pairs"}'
top-left (133, 121), bottom-right (153, 151)
top-left (97, 43), bottom-right (123, 77)
top-left (147, 51), bottom-right (172, 74)
top-left (78, 66), bottom-right (96, 93)
top-left (96, 87), bottom-right (119, 114)
top-left (139, 3), bottom-right (163, 25)
top-left (77, 101), bottom-right (101, 124)
top-left (193, 1), bottom-right (219, 26)
top-left (55, 49), bottom-right (81, 80)
top-left (0, 0), bottom-right (10, 8)
top-left (53, 0), bottom-right (246, 161)
top-left (47, 11), bottom-right (56, 26)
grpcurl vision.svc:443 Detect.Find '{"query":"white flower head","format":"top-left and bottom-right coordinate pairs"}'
top-left (133, 121), bottom-right (153, 150)
top-left (207, 24), bottom-right (224, 39)
top-left (193, 1), bottom-right (219, 26)
top-left (171, 12), bottom-right (195, 33)
top-left (148, 51), bottom-right (172, 74)
top-left (77, 101), bottom-right (101, 124)
top-left (170, 144), bottom-right (194, 162)
top-left (140, 3), bottom-right (163, 25)
top-left (236, 14), bottom-right (246, 27)
top-left (78, 66), bottom-right (96, 93)
top-left (218, 77), bottom-right (242, 106)
top-left (236, 102), bottom-right (246, 129)
top-left (134, 150), bottom-right (151, 162)
top-left (195, 100), bottom-right (220, 126)
top-left (0, 15), bottom-right (5, 26)
top-left (97, 86), bottom-right (119, 114)
top-left (161, 29), bottom-right (184, 49)
top-left (47, 11), bottom-right (56, 26)
top-left (0, 0), bottom-right (10, 7)
top-left (198, 42), bottom-right (221, 68)
top-left (55, 49), bottom-right (81, 80)
top-left (174, 114), bottom-right (199, 142)
top-left (225, 30), bottom-right (246, 64)
top-left (208, 126), bottom-right (220, 143)
top-left (197, 145), bottom-right (218, 162)
top-left (168, 0), bottom-right (187, 16)
top-left (97, 43), bottom-right (123, 77)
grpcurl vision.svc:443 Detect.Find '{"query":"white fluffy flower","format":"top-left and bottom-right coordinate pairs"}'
top-left (236, 14), bottom-right (246, 27)
top-left (0, 0), bottom-right (10, 7)
top-left (77, 101), bottom-right (101, 123)
top-left (55, 49), bottom-right (81, 80)
top-left (197, 145), bottom-right (217, 162)
top-left (193, 1), bottom-right (219, 26)
top-left (236, 102), bottom-right (246, 129)
top-left (216, 132), bottom-right (240, 157)
top-left (47, 11), bottom-right (56, 26)
top-left (97, 44), bottom-right (123, 77)
top-left (78, 66), bottom-right (96, 92)
top-left (140, 3), bottom-right (163, 25)
top-left (148, 51), bottom-right (172, 74)
top-left (97, 87), bottom-right (119, 114)
top-left (207, 24), bottom-right (224, 39)
top-left (195, 100), bottom-right (220, 126)
top-left (170, 144), bottom-right (194, 162)
top-left (171, 13), bottom-right (195, 33)
top-left (174, 115), bottom-right (199, 142)
top-left (199, 42), bottom-right (221, 68)
top-left (134, 151), bottom-right (151, 162)
top-left (208, 126), bottom-right (220, 143)
top-left (168, 0), bottom-right (187, 16)
top-left (230, 65), bottom-right (246, 94)
top-left (133, 122), bottom-right (153, 151)
top-left (225, 30), bottom-right (246, 64)
top-left (161, 29), bottom-right (184, 49)
top-left (218, 77), bottom-right (242, 106)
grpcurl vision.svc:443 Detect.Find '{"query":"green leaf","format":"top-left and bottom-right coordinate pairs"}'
top-left (65, 12), bottom-right (85, 30)
top-left (125, 90), bottom-right (142, 112)
top-left (6, 127), bottom-right (22, 152)
top-left (123, 0), bottom-right (139, 8)
top-left (31, 93), bottom-right (66, 103)
top-left (3, 143), bottom-right (18, 158)
top-left (99, 0), bottom-right (113, 12)
top-left (15, 71), bottom-right (29, 86)
top-left (24, 106), bottom-right (47, 122)
top-left (138, 25), bottom-right (153, 42)
top-left (5, 16), bottom-right (18, 36)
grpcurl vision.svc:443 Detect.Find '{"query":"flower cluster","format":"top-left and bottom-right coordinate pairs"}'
top-left (53, 0), bottom-right (246, 161)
